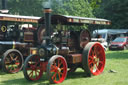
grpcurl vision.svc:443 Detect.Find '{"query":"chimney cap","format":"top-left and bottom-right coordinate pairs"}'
top-left (44, 8), bottom-right (52, 13)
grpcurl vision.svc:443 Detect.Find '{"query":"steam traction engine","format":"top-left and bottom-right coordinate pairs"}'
top-left (23, 8), bottom-right (110, 84)
top-left (0, 14), bottom-right (41, 73)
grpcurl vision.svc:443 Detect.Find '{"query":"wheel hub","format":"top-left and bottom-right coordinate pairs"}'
top-left (11, 60), bottom-right (16, 64)
top-left (57, 68), bottom-right (61, 72)
top-left (94, 57), bottom-right (98, 63)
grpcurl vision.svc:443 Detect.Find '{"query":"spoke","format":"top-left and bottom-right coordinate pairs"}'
top-left (95, 64), bottom-right (100, 73)
top-left (52, 72), bottom-right (57, 81)
top-left (58, 60), bottom-right (62, 67)
top-left (12, 65), bottom-right (17, 71)
top-left (91, 49), bottom-right (95, 57)
top-left (35, 60), bottom-right (40, 66)
top-left (89, 60), bottom-right (94, 65)
top-left (36, 70), bottom-right (40, 73)
top-left (58, 72), bottom-right (61, 80)
top-left (89, 56), bottom-right (93, 60)
top-left (93, 46), bottom-right (98, 55)
top-left (60, 72), bottom-right (63, 75)
top-left (5, 57), bottom-right (11, 63)
top-left (5, 65), bottom-right (9, 69)
top-left (90, 63), bottom-right (94, 71)
top-left (35, 70), bottom-right (37, 78)
top-left (99, 61), bottom-right (103, 65)
top-left (5, 61), bottom-right (11, 64)
top-left (51, 69), bottom-right (56, 72)
top-left (89, 56), bottom-right (94, 64)
top-left (96, 63), bottom-right (98, 68)
top-left (9, 54), bottom-right (14, 61)
top-left (14, 56), bottom-right (18, 60)
top-left (13, 66), bottom-right (16, 71)
top-left (51, 64), bottom-right (57, 72)
top-left (9, 65), bottom-right (14, 71)
top-left (27, 63), bottom-right (34, 70)
top-left (51, 64), bottom-right (57, 69)
top-left (29, 71), bottom-right (33, 78)
top-left (60, 68), bottom-right (64, 70)
top-left (34, 56), bottom-right (40, 66)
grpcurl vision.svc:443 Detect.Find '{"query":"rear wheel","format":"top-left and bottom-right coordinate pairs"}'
top-left (23, 54), bottom-right (43, 81)
top-left (47, 55), bottom-right (67, 84)
top-left (80, 29), bottom-right (91, 48)
top-left (82, 42), bottom-right (105, 76)
top-left (2, 49), bottom-right (23, 73)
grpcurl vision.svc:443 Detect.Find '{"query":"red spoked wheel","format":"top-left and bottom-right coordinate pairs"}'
top-left (82, 42), bottom-right (105, 76)
top-left (23, 54), bottom-right (43, 81)
top-left (47, 55), bottom-right (67, 84)
top-left (2, 49), bottom-right (23, 73)
top-left (80, 29), bottom-right (91, 48)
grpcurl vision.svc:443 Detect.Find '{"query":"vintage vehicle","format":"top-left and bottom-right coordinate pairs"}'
top-left (0, 14), bottom-right (44, 73)
top-left (23, 8), bottom-right (110, 84)
top-left (109, 37), bottom-right (128, 50)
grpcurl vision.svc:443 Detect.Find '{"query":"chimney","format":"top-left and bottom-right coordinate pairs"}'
top-left (44, 8), bottom-right (52, 45)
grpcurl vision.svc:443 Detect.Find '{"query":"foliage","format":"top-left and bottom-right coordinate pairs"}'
top-left (7, 0), bottom-right (43, 16)
top-left (0, 0), bottom-right (104, 30)
top-left (0, 0), bottom-right (100, 17)
top-left (95, 0), bottom-right (128, 29)
top-left (50, 0), bottom-right (94, 17)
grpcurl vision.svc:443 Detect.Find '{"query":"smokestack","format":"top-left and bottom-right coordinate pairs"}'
top-left (44, 7), bottom-right (52, 45)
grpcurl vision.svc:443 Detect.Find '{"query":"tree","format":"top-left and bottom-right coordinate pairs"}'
top-left (7, 0), bottom-right (43, 16)
top-left (5, 0), bottom-right (98, 17)
top-left (1, 0), bottom-right (103, 30)
top-left (95, 0), bottom-right (128, 29)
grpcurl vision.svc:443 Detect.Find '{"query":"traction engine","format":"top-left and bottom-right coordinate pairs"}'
top-left (23, 7), bottom-right (110, 84)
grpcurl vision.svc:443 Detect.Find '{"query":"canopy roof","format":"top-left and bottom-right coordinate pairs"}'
top-left (0, 14), bottom-right (40, 23)
top-left (93, 29), bottom-right (128, 34)
top-left (39, 15), bottom-right (111, 25)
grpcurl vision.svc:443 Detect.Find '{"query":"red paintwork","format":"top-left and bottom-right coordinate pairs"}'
top-left (41, 62), bottom-right (48, 72)
top-left (109, 37), bottom-right (128, 50)
top-left (51, 57), bottom-right (67, 84)
top-left (111, 42), bottom-right (126, 46)
top-left (26, 55), bottom-right (43, 81)
top-left (88, 43), bottom-right (105, 75)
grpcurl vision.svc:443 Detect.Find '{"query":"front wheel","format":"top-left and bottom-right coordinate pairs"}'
top-left (2, 49), bottom-right (23, 73)
top-left (82, 42), bottom-right (105, 76)
top-left (47, 55), bottom-right (67, 84)
top-left (23, 54), bottom-right (43, 81)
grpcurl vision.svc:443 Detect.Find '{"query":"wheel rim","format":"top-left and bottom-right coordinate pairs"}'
top-left (88, 43), bottom-right (105, 75)
top-left (48, 56), bottom-right (67, 84)
top-left (24, 55), bottom-right (43, 81)
top-left (4, 51), bottom-right (23, 73)
top-left (80, 29), bottom-right (91, 48)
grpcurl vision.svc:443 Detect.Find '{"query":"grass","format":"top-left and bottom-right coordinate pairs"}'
top-left (0, 50), bottom-right (128, 85)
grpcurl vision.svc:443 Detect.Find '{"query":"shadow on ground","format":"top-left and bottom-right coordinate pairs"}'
top-left (1, 70), bottom-right (89, 85)
top-left (1, 76), bottom-right (49, 85)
